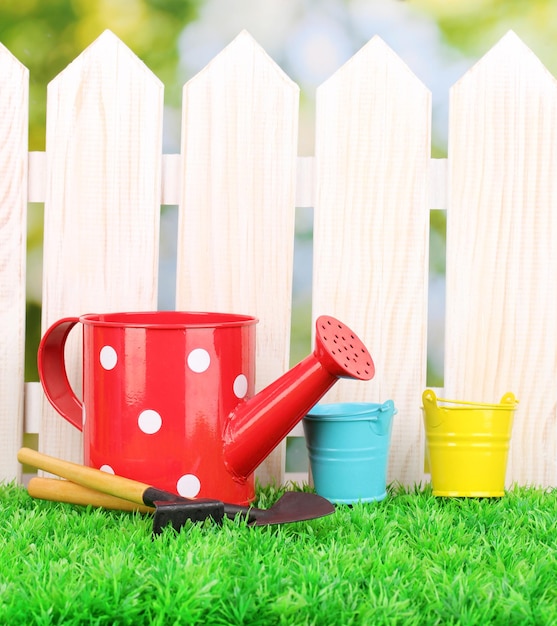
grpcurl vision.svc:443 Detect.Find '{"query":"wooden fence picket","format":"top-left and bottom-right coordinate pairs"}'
top-left (175, 31), bottom-right (299, 486)
top-left (445, 31), bottom-right (557, 487)
top-left (40, 30), bottom-right (164, 464)
top-left (312, 36), bottom-right (431, 485)
top-left (0, 44), bottom-right (28, 483)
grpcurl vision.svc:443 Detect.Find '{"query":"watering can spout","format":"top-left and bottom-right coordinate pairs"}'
top-left (223, 315), bottom-right (375, 481)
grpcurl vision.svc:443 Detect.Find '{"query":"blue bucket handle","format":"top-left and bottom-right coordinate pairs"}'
top-left (369, 399), bottom-right (396, 436)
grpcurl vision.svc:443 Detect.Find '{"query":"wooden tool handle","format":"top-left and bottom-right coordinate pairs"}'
top-left (18, 447), bottom-right (149, 506)
top-left (28, 477), bottom-right (154, 513)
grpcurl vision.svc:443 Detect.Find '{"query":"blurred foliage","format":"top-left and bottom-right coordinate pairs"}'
top-left (289, 297), bottom-right (313, 368)
top-left (0, 0), bottom-right (200, 149)
top-left (25, 302), bottom-right (41, 381)
top-left (412, 0), bottom-right (557, 75)
top-left (429, 210), bottom-right (446, 276)
top-left (427, 210), bottom-right (446, 387)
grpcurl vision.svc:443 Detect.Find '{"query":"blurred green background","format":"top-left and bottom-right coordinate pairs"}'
top-left (2, 0), bottom-right (557, 390)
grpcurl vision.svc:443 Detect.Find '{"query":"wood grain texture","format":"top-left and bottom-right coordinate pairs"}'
top-left (0, 44), bottom-right (28, 483)
top-left (445, 32), bottom-right (557, 487)
top-left (40, 31), bottom-right (163, 464)
top-left (312, 36), bottom-right (431, 485)
top-left (13, 30), bottom-right (557, 490)
top-left (176, 31), bottom-right (299, 486)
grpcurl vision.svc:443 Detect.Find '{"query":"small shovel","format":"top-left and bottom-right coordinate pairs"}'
top-left (18, 448), bottom-right (334, 533)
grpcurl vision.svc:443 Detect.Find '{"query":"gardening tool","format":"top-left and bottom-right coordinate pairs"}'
top-left (28, 477), bottom-right (155, 513)
top-left (38, 312), bottom-right (375, 504)
top-left (26, 477), bottom-right (332, 528)
top-left (18, 448), bottom-right (335, 533)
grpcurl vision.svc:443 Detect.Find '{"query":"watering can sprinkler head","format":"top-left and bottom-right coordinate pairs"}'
top-left (223, 315), bottom-right (375, 481)
top-left (312, 315), bottom-right (375, 380)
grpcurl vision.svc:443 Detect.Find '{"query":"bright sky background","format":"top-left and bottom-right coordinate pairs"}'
top-left (173, 0), bottom-right (470, 154)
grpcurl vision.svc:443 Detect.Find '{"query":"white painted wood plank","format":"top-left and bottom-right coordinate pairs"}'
top-left (24, 382), bottom-right (42, 434)
top-left (295, 156), bottom-right (315, 208)
top-left (0, 44), bottom-right (28, 482)
top-left (28, 153), bottom-right (451, 215)
top-left (312, 36), bottom-right (431, 486)
top-left (429, 158), bottom-right (447, 211)
top-left (288, 423), bottom-right (304, 437)
top-left (445, 32), bottom-right (557, 487)
top-left (40, 30), bottom-right (163, 464)
top-left (161, 154), bottom-right (181, 205)
top-left (176, 31), bottom-right (299, 486)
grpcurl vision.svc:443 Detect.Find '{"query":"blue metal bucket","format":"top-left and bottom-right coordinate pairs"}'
top-left (303, 401), bottom-right (396, 504)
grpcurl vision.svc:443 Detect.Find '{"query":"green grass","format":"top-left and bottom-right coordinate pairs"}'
top-left (1, 482), bottom-right (557, 625)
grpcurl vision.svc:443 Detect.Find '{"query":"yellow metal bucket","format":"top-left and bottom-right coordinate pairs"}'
top-left (422, 389), bottom-right (518, 497)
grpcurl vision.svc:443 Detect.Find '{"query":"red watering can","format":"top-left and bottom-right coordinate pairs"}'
top-left (38, 312), bottom-right (374, 505)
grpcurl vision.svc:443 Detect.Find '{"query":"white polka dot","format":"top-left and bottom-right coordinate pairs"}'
top-left (100, 464), bottom-right (115, 474)
top-left (187, 348), bottom-right (211, 373)
top-left (100, 345), bottom-right (118, 370)
top-left (177, 474), bottom-right (201, 498)
top-left (138, 409), bottom-right (162, 434)
top-left (233, 374), bottom-right (248, 399)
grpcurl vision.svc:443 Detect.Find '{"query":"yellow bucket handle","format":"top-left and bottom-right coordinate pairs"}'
top-left (423, 389), bottom-right (518, 409)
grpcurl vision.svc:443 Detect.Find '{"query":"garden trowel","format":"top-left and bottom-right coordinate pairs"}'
top-left (18, 448), bottom-right (335, 534)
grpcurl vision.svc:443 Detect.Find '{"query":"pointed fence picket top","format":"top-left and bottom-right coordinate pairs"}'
top-left (175, 31), bottom-right (299, 485)
top-left (312, 37), bottom-right (431, 485)
top-left (40, 30), bottom-right (164, 464)
top-left (445, 32), bottom-right (557, 486)
top-left (7, 28), bottom-right (557, 491)
top-left (0, 45), bottom-right (28, 482)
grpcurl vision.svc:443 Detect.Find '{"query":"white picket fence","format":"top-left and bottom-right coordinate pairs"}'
top-left (1, 29), bottom-right (557, 490)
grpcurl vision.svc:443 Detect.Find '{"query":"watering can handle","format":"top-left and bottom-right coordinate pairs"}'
top-left (37, 317), bottom-right (83, 431)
